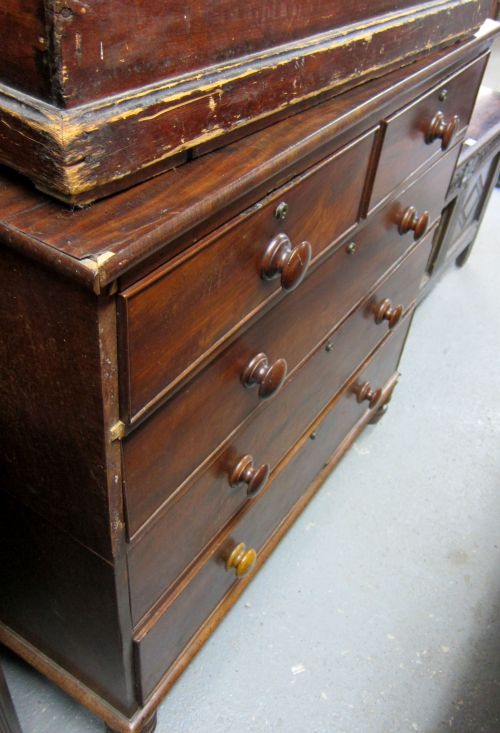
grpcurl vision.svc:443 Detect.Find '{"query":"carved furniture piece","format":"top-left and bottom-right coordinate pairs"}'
top-left (421, 84), bottom-right (500, 294)
top-left (0, 0), bottom-right (492, 204)
top-left (0, 19), bottom-right (498, 733)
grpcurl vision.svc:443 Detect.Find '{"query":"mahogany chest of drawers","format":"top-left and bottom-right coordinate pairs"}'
top-left (0, 19), bottom-right (498, 733)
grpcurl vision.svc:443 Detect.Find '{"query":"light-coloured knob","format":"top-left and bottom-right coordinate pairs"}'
top-left (226, 542), bottom-right (257, 577)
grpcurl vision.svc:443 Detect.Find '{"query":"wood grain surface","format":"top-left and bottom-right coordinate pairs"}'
top-left (121, 202), bottom-right (441, 539)
top-left (134, 314), bottom-right (412, 701)
top-left (0, 4), bottom-right (492, 203)
top-left (0, 0), bottom-right (423, 105)
top-left (0, 26), bottom-right (495, 292)
top-left (119, 130), bottom-right (375, 420)
top-left (0, 247), bottom-right (115, 557)
top-left (120, 139), bottom-right (459, 433)
top-left (0, 24), bottom-right (494, 732)
top-left (0, 493), bottom-right (137, 716)
top-left (370, 52), bottom-right (488, 209)
top-left (127, 233), bottom-right (433, 624)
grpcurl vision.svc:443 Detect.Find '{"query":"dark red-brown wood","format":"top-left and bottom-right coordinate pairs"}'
top-left (126, 233), bottom-right (432, 623)
top-left (0, 25), bottom-right (496, 733)
top-left (0, 3), bottom-right (492, 203)
top-left (121, 138), bottom-right (459, 430)
top-left (0, 29), bottom-right (494, 294)
top-left (118, 130), bottom-right (375, 420)
top-left (0, 1), bottom-right (50, 101)
top-left (423, 85), bottom-right (500, 292)
top-left (121, 171), bottom-right (448, 539)
top-left (0, 247), bottom-right (115, 558)
top-left (134, 314), bottom-right (412, 701)
top-left (369, 52), bottom-right (488, 209)
top-left (241, 353), bottom-right (287, 400)
top-left (0, 0), bottom-right (451, 107)
top-left (0, 493), bottom-right (136, 716)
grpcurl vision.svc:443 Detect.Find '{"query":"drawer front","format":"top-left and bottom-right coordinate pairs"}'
top-left (119, 130), bottom-right (376, 422)
top-left (122, 146), bottom-right (457, 536)
top-left (127, 233), bottom-right (431, 624)
top-left (134, 314), bottom-right (412, 702)
top-left (369, 53), bottom-right (488, 211)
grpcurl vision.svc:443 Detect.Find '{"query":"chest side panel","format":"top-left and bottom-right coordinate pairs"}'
top-left (0, 246), bottom-right (115, 558)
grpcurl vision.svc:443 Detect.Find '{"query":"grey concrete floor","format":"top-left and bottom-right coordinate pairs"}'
top-left (2, 49), bottom-right (500, 733)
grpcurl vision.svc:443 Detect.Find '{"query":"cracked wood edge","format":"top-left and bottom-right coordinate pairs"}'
top-left (0, 4), bottom-right (494, 203)
top-left (0, 24), bottom-right (496, 292)
top-left (0, 218), bottom-right (104, 292)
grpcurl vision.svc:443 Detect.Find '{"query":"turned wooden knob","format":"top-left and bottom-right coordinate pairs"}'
top-left (374, 298), bottom-right (404, 328)
top-left (398, 205), bottom-right (429, 239)
top-left (261, 232), bottom-right (312, 291)
top-left (425, 112), bottom-right (459, 150)
top-left (226, 542), bottom-right (257, 577)
top-left (353, 381), bottom-right (382, 408)
top-left (241, 352), bottom-right (287, 399)
top-left (229, 454), bottom-right (270, 496)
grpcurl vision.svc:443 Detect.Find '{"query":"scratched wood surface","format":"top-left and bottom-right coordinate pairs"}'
top-left (369, 53), bottom-right (488, 209)
top-left (118, 130), bottom-right (375, 421)
top-left (0, 22), bottom-right (496, 296)
top-left (0, 1), bottom-right (51, 101)
top-left (0, 0), bottom-right (425, 106)
top-left (0, 23), bottom-right (495, 733)
top-left (0, 0), bottom-right (479, 107)
top-left (0, 1), bottom-right (492, 203)
top-left (0, 245), bottom-right (117, 558)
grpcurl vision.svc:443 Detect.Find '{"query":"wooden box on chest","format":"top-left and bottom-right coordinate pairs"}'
top-left (0, 0), bottom-right (492, 204)
top-left (0, 20), bottom-right (498, 733)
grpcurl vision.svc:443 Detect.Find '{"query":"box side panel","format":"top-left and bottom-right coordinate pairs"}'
top-left (0, 1), bottom-right (53, 101)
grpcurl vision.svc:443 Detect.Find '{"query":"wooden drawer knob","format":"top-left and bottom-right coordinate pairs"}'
top-left (425, 112), bottom-right (459, 150)
top-left (353, 381), bottom-right (382, 408)
top-left (226, 542), bottom-right (257, 577)
top-left (241, 352), bottom-right (287, 399)
top-left (398, 205), bottom-right (429, 239)
top-left (261, 232), bottom-right (312, 291)
top-left (374, 298), bottom-right (404, 328)
top-left (230, 454), bottom-right (270, 496)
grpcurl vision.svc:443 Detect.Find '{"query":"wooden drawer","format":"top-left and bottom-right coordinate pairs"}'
top-left (118, 130), bottom-right (376, 422)
top-left (127, 233), bottom-right (431, 624)
top-left (369, 53), bottom-right (488, 211)
top-left (133, 312), bottom-right (412, 702)
top-left (122, 146), bottom-right (458, 537)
